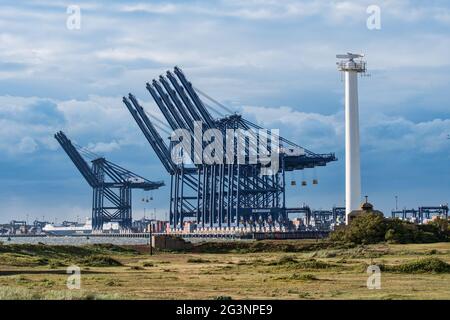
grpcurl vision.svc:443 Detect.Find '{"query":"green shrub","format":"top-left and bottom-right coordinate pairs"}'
top-left (129, 265), bottom-right (144, 270)
top-left (330, 213), bottom-right (450, 245)
top-left (105, 279), bottom-right (122, 287)
top-left (142, 262), bottom-right (154, 267)
top-left (384, 258), bottom-right (450, 273)
top-left (79, 255), bottom-right (122, 267)
top-left (270, 255), bottom-right (297, 265)
top-left (290, 273), bottom-right (318, 281)
top-left (330, 213), bottom-right (385, 244)
top-left (269, 257), bottom-right (336, 270)
top-left (294, 259), bottom-right (336, 270)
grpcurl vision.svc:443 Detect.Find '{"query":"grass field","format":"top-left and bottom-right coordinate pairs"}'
top-left (1, 241), bottom-right (450, 299)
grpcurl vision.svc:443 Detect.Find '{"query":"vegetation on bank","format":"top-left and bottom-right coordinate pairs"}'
top-left (190, 239), bottom-right (353, 254)
top-left (381, 257), bottom-right (450, 274)
top-left (0, 243), bottom-right (135, 267)
top-left (330, 213), bottom-right (450, 245)
top-left (0, 286), bottom-right (121, 300)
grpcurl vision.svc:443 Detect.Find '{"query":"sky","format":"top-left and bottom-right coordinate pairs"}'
top-left (0, 0), bottom-right (449, 223)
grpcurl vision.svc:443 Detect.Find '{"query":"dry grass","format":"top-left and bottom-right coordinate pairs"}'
top-left (1, 242), bottom-right (450, 299)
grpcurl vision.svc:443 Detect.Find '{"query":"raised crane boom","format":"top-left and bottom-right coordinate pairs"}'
top-left (124, 67), bottom-right (337, 231)
top-left (173, 66), bottom-right (215, 128)
top-left (55, 131), bottom-right (164, 231)
top-left (54, 131), bottom-right (98, 187)
top-left (123, 95), bottom-right (175, 174)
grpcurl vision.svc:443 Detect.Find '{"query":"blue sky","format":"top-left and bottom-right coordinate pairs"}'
top-left (0, 0), bottom-right (449, 223)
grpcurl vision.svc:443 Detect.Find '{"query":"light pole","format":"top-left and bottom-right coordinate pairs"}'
top-left (149, 221), bottom-right (153, 256)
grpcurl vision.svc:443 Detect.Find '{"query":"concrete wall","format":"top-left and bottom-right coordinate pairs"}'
top-left (151, 235), bottom-right (192, 251)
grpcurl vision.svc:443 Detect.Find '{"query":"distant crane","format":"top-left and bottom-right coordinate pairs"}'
top-left (391, 205), bottom-right (448, 222)
top-left (54, 131), bottom-right (164, 232)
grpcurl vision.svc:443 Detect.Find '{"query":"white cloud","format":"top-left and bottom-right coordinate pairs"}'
top-left (242, 105), bottom-right (342, 151)
top-left (0, 94), bottom-right (150, 157)
top-left (241, 104), bottom-right (450, 155)
top-left (120, 3), bottom-right (177, 14)
top-left (16, 136), bottom-right (38, 154)
top-left (0, 3), bottom-right (448, 158)
top-left (87, 140), bottom-right (120, 153)
top-left (1, 91), bottom-right (447, 159)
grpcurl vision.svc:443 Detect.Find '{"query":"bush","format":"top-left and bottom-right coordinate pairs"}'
top-left (384, 258), bottom-right (450, 273)
top-left (129, 265), bottom-right (144, 270)
top-left (105, 279), bottom-right (122, 287)
top-left (330, 213), bottom-right (385, 244)
top-left (290, 273), bottom-right (318, 281)
top-left (79, 255), bottom-right (122, 267)
top-left (330, 213), bottom-right (450, 245)
top-left (187, 257), bottom-right (210, 263)
top-left (294, 259), bottom-right (336, 270)
top-left (142, 262), bottom-right (154, 267)
top-left (270, 255), bottom-right (297, 265)
top-left (268, 257), bottom-right (336, 270)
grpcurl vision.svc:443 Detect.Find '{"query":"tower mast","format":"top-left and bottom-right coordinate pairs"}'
top-left (336, 53), bottom-right (366, 224)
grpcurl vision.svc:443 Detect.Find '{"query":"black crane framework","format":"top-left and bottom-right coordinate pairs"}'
top-left (55, 131), bottom-right (164, 232)
top-left (124, 67), bottom-right (337, 232)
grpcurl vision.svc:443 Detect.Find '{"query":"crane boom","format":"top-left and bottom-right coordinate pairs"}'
top-left (124, 95), bottom-right (175, 174)
top-left (146, 83), bottom-right (179, 130)
top-left (55, 130), bottom-right (164, 231)
top-left (173, 66), bottom-right (215, 128)
top-left (54, 131), bottom-right (98, 187)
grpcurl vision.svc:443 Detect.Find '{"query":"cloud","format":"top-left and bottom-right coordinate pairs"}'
top-left (120, 3), bottom-right (177, 14)
top-left (0, 0), bottom-right (450, 220)
top-left (1, 90), bottom-right (447, 158)
top-left (16, 136), bottom-right (38, 154)
top-left (241, 105), bottom-right (342, 152)
top-left (0, 96), bottom-right (65, 155)
top-left (87, 140), bottom-right (120, 153)
top-left (0, 94), bottom-right (148, 157)
top-left (241, 104), bottom-right (450, 155)
top-left (363, 115), bottom-right (450, 154)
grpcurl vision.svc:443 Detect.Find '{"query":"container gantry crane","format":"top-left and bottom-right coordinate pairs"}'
top-left (391, 205), bottom-right (448, 223)
top-left (123, 67), bottom-right (336, 232)
top-left (54, 131), bottom-right (164, 232)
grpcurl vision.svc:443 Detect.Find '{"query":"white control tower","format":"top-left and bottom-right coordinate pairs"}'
top-left (336, 53), bottom-right (366, 224)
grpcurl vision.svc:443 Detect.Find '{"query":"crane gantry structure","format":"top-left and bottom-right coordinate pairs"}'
top-left (55, 131), bottom-right (164, 232)
top-left (391, 205), bottom-right (449, 223)
top-left (123, 67), bottom-right (337, 232)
